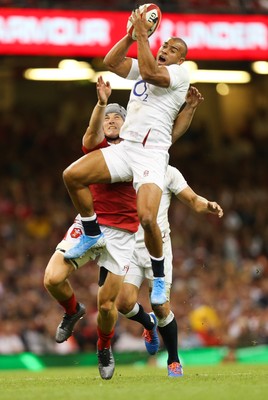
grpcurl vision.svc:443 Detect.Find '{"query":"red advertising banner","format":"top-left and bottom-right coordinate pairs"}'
top-left (0, 8), bottom-right (267, 60)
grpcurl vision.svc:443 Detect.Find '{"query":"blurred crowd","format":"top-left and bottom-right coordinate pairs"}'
top-left (0, 88), bottom-right (268, 357)
top-left (0, 0), bottom-right (268, 14)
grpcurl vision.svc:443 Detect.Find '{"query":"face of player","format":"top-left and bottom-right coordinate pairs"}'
top-left (156, 38), bottom-right (186, 66)
top-left (103, 112), bottom-right (124, 140)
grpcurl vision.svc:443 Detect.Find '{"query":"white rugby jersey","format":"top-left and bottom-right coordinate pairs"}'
top-left (135, 165), bottom-right (188, 247)
top-left (119, 58), bottom-right (190, 149)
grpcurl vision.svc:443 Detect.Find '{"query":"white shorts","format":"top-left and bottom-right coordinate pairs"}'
top-left (124, 236), bottom-right (173, 299)
top-left (101, 140), bottom-right (169, 191)
top-left (97, 225), bottom-right (135, 276)
top-left (56, 215), bottom-right (135, 275)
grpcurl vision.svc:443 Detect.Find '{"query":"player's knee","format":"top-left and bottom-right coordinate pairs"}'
top-left (139, 211), bottom-right (156, 231)
top-left (117, 300), bottom-right (135, 315)
top-left (43, 271), bottom-right (61, 290)
top-left (152, 302), bottom-right (170, 320)
top-left (99, 300), bottom-right (114, 315)
top-left (62, 165), bottom-right (75, 187)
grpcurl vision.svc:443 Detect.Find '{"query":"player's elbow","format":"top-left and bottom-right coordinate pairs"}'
top-left (172, 128), bottom-right (187, 144)
top-left (141, 72), bottom-right (170, 88)
top-left (103, 56), bottom-right (117, 72)
top-left (140, 69), bottom-right (152, 81)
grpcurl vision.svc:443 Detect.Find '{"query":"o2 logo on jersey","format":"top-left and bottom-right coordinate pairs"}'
top-left (133, 80), bottom-right (148, 102)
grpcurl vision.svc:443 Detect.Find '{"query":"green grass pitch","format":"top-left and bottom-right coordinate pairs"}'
top-left (1, 364), bottom-right (267, 400)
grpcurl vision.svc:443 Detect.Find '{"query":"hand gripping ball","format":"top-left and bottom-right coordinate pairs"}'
top-left (127, 3), bottom-right (162, 41)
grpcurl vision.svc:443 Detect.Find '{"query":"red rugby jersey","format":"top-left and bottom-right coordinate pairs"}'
top-left (82, 139), bottom-right (139, 233)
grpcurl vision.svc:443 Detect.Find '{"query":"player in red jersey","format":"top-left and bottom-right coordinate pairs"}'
top-left (44, 77), bottom-right (140, 380)
top-left (44, 76), bottom-right (204, 380)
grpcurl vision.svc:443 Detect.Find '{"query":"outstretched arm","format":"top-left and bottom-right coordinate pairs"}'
top-left (177, 186), bottom-right (223, 218)
top-left (82, 76), bottom-right (111, 150)
top-left (172, 86), bottom-right (204, 144)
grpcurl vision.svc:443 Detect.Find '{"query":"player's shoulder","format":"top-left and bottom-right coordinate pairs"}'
top-left (127, 58), bottom-right (139, 80)
top-left (167, 63), bottom-right (188, 76)
top-left (167, 63), bottom-right (190, 86)
top-left (93, 137), bottom-right (109, 150)
top-left (83, 137), bottom-right (108, 154)
top-left (167, 64), bottom-right (190, 83)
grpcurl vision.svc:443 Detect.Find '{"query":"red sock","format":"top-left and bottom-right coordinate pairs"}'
top-left (97, 327), bottom-right (115, 350)
top-left (59, 293), bottom-right (78, 315)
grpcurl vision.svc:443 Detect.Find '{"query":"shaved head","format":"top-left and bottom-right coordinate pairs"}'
top-left (171, 37), bottom-right (188, 58)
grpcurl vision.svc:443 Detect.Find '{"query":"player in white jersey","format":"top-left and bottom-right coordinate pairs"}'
top-left (62, 8), bottom-right (190, 307)
top-left (117, 57), bottom-right (189, 149)
top-left (117, 166), bottom-right (223, 377)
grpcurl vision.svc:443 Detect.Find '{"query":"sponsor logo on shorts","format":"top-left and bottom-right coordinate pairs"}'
top-left (123, 265), bottom-right (129, 274)
top-left (70, 227), bottom-right (83, 238)
top-left (143, 170), bottom-right (149, 177)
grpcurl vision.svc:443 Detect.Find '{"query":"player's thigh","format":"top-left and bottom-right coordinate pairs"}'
top-left (64, 149), bottom-right (111, 184)
top-left (137, 183), bottom-right (162, 220)
top-left (101, 142), bottom-right (132, 183)
top-left (129, 146), bottom-right (168, 192)
top-left (117, 282), bottom-right (139, 311)
top-left (98, 227), bottom-right (135, 275)
top-left (98, 272), bottom-right (124, 305)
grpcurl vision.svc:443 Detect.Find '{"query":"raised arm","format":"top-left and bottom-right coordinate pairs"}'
top-left (130, 8), bottom-right (170, 87)
top-left (172, 86), bottom-right (204, 144)
top-left (177, 186), bottom-right (223, 218)
top-left (82, 76), bottom-right (111, 150)
top-left (103, 35), bottom-right (134, 78)
top-left (105, 7), bottom-right (171, 87)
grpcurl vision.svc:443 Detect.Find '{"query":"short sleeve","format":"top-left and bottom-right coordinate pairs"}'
top-left (126, 58), bottom-right (140, 80)
top-left (166, 165), bottom-right (188, 195)
top-left (167, 64), bottom-right (190, 90)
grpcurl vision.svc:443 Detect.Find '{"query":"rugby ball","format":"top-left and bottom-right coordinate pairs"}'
top-left (127, 3), bottom-right (162, 41)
